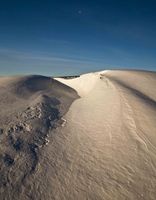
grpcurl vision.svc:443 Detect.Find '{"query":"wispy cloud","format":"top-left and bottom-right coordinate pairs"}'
top-left (0, 48), bottom-right (108, 75)
top-left (41, 38), bottom-right (70, 45)
top-left (0, 48), bottom-right (102, 65)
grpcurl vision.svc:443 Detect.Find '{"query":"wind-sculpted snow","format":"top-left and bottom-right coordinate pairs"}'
top-left (53, 70), bottom-right (156, 200)
top-left (0, 71), bottom-right (156, 200)
top-left (0, 75), bottom-right (78, 200)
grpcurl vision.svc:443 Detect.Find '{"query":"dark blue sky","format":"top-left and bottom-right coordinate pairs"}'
top-left (0, 0), bottom-right (156, 75)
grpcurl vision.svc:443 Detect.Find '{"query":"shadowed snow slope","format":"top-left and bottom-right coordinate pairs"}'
top-left (0, 71), bottom-right (156, 200)
top-left (0, 75), bottom-right (79, 200)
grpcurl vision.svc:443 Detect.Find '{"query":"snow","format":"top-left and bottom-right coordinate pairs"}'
top-left (50, 70), bottom-right (156, 199)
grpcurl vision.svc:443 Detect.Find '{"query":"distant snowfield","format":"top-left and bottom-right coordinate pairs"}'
top-left (55, 71), bottom-right (111, 97)
top-left (52, 70), bottom-right (156, 199)
top-left (55, 72), bottom-right (99, 97)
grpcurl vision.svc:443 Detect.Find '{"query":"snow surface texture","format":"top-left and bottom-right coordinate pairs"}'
top-left (54, 70), bottom-right (156, 200)
top-left (0, 70), bottom-right (156, 200)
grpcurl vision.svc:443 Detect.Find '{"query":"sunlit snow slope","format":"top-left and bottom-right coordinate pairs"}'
top-left (51, 70), bottom-right (156, 200)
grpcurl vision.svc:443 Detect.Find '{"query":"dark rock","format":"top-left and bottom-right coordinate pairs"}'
top-left (13, 138), bottom-right (23, 151)
top-left (0, 128), bottom-right (3, 135)
top-left (8, 127), bottom-right (14, 133)
top-left (3, 154), bottom-right (14, 166)
top-left (28, 143), bottom-right (38, 172)
top-left (15, 125), bottom-right (24, 132)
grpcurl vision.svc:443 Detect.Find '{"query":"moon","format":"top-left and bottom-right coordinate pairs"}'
top-left (78, 10), bottom-right (82, 15)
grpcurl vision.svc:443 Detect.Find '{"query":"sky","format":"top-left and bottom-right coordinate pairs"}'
top-left (0, 0), bottom-right (156, 76)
